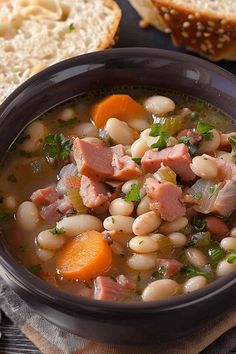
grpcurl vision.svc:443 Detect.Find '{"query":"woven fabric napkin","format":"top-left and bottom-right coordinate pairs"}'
top-left (1, 277), bottom-right (236, 354)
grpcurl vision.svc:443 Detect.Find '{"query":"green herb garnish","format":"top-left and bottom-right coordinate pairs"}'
top-left (0, 209), bottom-right (13, 221)
top-left (58, 117), bottom-right (77, 128)
top-left (179, 136), bottom-right (190, 145)
top-left (19, 244), bottom-right (28, 252)
top-left (190, 232), bottom-right (211, 247)
top-left (196, 122), bottom-right (214, 141)
top-left (229, 136), bottom-right (236, 158)
top-left (151, 132), bottom-right (171, 150)
top-left (7, 174), bottom-right (17, 183)
top-left (194, 192), bottom-right (202, 200)
top-left (124, 184), bottom-right (141, 202)
top-left (69, 23), bottom-right (75, 32)
top-left (209, 243), bottom-right (225, 267)
top-left (209, 183), bottom-right (221, 199)
top-left (151, 265), bottom-right (166, 279)
top-left (195, 100), bottom-right (206, 110)
top-left (132, 157), bottom-right (142, 165)
top-left (50, 227), bottom-right (65, 235)
top-left (226, 250), bottom-right (236, 264)
top-left (111, 217), bottom-right (115, 224)
top-left (192, 216), bottom-right (206, 232)
top-left (149, 123), bottom-right (162, 137)
top-left (183, 265), bottom-right (210, 279)
top-left (44, 134), bottom-right (72, 160)
top-left (28, 264), bottom-right (42, 274)
top-left (190, 111), bottom-right (199, 121)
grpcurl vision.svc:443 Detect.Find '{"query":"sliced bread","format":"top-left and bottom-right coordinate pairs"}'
top-left (129, 0), bottom-right (236, 61)
top-left (0, 0), bottom-right (121, 104)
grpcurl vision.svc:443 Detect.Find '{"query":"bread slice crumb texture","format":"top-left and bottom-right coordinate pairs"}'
top-left (0, 0), bottom-right (121, 103)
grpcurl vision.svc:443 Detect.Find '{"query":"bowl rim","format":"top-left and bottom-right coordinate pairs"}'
top-left (1, 47), bottom-right (236, 315)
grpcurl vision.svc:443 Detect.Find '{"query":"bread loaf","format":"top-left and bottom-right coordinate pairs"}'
top-left (0, 0), bottom-right (121, 103)
top-left (129, 0), bottom-right (236, 61)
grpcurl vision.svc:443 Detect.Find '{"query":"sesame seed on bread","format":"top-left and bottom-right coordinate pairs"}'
top-left (0, 0), bottom-right (121, 104)
top-left (129, 0), bottom-right (236, 61)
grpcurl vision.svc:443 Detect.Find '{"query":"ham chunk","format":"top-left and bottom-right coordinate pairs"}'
top-left (145, 178), bottom-right (186, 221)
top-left (80, 175), bottom-right (109, 208)
top-left (40, 202), bottom-right (60, 223)
top-left (141, 144), bottom-right (195, 181)
top-left (30, 185), bottom-right (59, 206)
top-left (111, 144), bottom-right (142, 180)
top-left (156, 259), bottom-right (183, 278)
top-left (73, 139), bottom-right (113, 180)
top-left (213, 180), bottom-right (236, 217)
top-left (94, 276), bottom-right (134, 301)
top-left (57, 196), bottom-right (74, 215)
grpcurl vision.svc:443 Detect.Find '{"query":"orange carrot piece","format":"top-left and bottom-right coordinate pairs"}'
top-left (91, 94), bottom-right (146, 129)
top-left (57, 230), bottom-right (112, 280)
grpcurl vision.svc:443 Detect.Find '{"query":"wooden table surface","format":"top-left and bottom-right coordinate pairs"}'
top-left (1, 1), bottom-right (236, 353)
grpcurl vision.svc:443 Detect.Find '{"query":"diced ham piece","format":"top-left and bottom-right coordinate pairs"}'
top-left (73, 139), bottom-right (113, 180)
top-left (212, 180), bottom-right (236, 217)
top-left (94, 276), bottom-right (133, 301)
top-left (141, 144), bottom-right (196, 181)
top-left (30, 186), bottom-right (59, 206)
top-left (177, 129), bottom-right (202, 145)
top-left (40, 202), bottom-right (60, 223)
top-left (80, 175), bottom-right (109, 208)
top-left (145, 178), bottom-right (186, 221)
top-left (116, 275), bottom-right (136, 290)
top-left (156, 259), bottom-right (183, 278)
top-left (111, 144), bottom-right (142, 180)
top-left (57, 196), bottom-right (74, 215)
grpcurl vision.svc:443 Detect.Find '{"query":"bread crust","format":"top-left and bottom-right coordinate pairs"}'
top-left (98, 0), bottom-right (121, 50)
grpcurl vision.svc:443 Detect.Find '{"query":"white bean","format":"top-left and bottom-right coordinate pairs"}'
top-left (37, 248), bottom-right (55, 261)
top-left (109, 198), bottom-right (134, 216)
top-left (103, 215), bottom-right (134, 233)
top-left (121, 179), bottom-right (139, 194)
top-left (37, 230), bottom-right (65, 250)
top-left (198, 129), bottom-right (221, 154)
top-left (185, 247), bottom-right (209, 268)
top-left (168, 232), bottom-right (187, 248)
top-left (133, 211), bottom-right (161, 236)
top-left (73, 123), bottom-right (98, 138)
top-left (142, 279), bottom-right (179, 301)
top-left (106, 118), bottom-right (137, 145)
top-left (58, 108), bottom-right (76, 121)
top-left (130, 137), bottom-right (149, 158)
top-left (57, 215), bottom-right (102, 237)
top-left (190, 156), bottom-right (217, 179)
top-left (137, 195), bottom-right (150, 216)
top-left (216, 151), bottom-right (234, 162)
top-left (3, 195), bottom-right (17, 212)
top-left (16, 201), bottom-right (40, 231)
top-left (126, 117), bottom-right (149, 132)
top-left (159, 217), bottom-right (188, 234)
top-left (230, 227), bottom-right (236, 238)
top-left (216, 258), bottom-right (236, 277)
top-left (82, 137), bottom-right (104, 144)
top-left (129, 236), bottom-right (159, 253)
top-left (127, 253), bottom-right (156, 271)
top-left (140, 128), bottom-right (151, 137)
top-left (220, 237), bottom-right (236, 251)
top-left (144, 96), bottom-right (175, 115)
top-left (21, 121), bottom-right (47, 152)
top-left (183, 276), bottom-right (207, 294)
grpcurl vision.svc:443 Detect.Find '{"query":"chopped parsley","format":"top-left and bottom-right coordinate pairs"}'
top-left (0, 209), bottom-right (13, 221)
top-left (192, 216), bottom-right (206, 232)
top-left (132, 157), bottom-right (142, 165)
top-left (190, 232), bottom-right (211, 247)
top-left (7, 174), bottom-right (17, 183)
top-left (229, 136), bottom-right (236, 158)
top-left (50, 227), bottom-right (65, 235)
top-left (44, 134), bottom-right (72, 160)
top-left (111, 217), bottom-right (115, 224)
top-left (195, 100), bottom-right (206, 110)
top-left (151, 265), bottom-right (166, 279)
top-left (179, 136), bottom-right (190, 145)
top-left (58, 117), bottom-right (77, 128)
top-left (28, 264), bottom-right (42, 274)
top-left (69, 22), bottom-right (75, 32)
top-left (149, 123), bottom-right (171, 150)
top-left (124, 184), bottom-right (141, 202)
top-left (194, 192), bottom-right (202, 200)
top-left (196, 122), bottom-right (214, 141)
top-left (183, 265), bottom-right (210, 279)
top-left (19, 244), bottom-right (28, 252)
top-left (178, 135), bottom-right (199, 157)
top-left (226, 250), bottom-right (236, 264)
top-left (209, 183), bottom-right (221, 199)
top-left (209, 243), bottom-right (225, 267)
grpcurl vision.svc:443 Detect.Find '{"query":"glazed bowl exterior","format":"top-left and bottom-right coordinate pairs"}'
top-left (0, 48), bottom-right (236, 345)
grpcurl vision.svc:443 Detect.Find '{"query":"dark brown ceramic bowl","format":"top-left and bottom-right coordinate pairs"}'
top-left (0, 48), bottom-right (236, 345)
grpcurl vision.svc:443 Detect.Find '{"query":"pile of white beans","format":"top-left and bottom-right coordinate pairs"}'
top-left (4, 93), bottom-right (236, 303)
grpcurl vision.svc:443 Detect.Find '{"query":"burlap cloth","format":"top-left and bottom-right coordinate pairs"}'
top-left (1, 277), bottom-right (236, 354)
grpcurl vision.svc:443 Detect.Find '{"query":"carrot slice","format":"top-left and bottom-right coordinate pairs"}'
top-left (56, 230), bottom-right (112, 280)
top-left (91, 94), bottom-right (146, 129)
